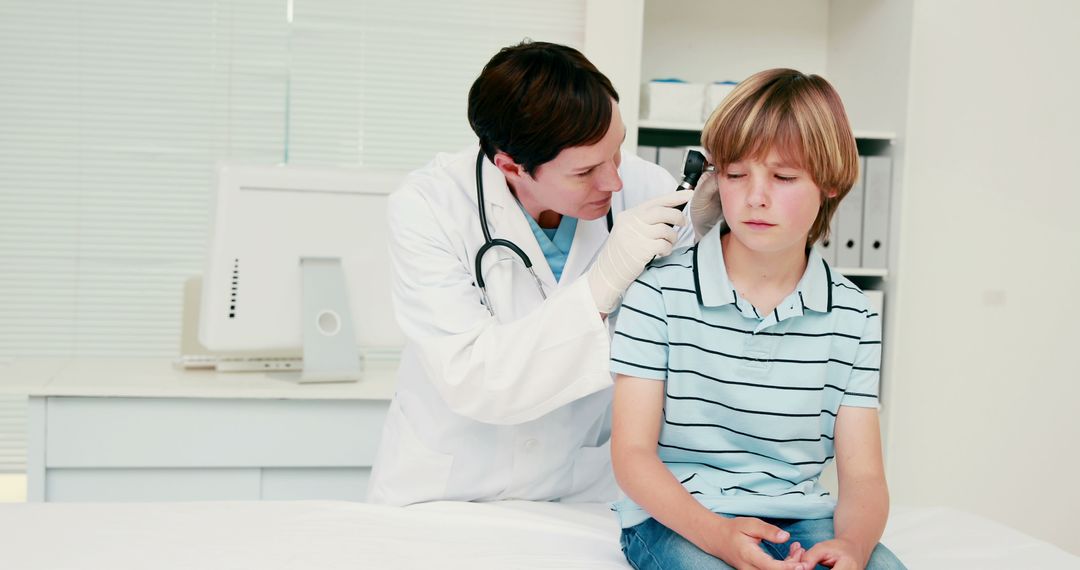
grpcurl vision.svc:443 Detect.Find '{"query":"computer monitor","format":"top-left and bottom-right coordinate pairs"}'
top-left (198, 163), bottom-right (406, 380)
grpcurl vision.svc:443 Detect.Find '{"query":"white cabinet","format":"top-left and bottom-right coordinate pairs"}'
top-left (8, 358), bottom-right (396, 502)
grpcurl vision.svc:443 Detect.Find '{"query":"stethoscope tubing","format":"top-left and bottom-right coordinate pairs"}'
top-left (473, 149), bottom-right (612, 316)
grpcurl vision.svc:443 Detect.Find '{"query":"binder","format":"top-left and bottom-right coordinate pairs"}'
top-left (636, 145), bottom-right (659, 164)
top-left (835, 156), bottom-right (866, 268)
top-left (818, 215), bottom-right (839, 266)
top-left (861, 156), bottom-right (893, 269)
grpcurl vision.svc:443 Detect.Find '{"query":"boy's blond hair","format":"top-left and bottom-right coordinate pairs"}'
top-left (700, 68), bottom-right (858, 246)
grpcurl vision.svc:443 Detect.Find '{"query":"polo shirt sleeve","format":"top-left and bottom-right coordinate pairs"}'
top-left (609, 269), bottom-right (669, 381)
top-left (841, 311), bottom-right (882, 409)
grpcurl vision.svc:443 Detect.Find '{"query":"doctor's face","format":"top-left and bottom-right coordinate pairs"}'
top-left (519, 104), bottom-right (626, 221)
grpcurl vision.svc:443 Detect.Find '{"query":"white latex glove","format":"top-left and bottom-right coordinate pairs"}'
top-left (689, 169), bottom-right (723, 240)
top-left (587, 190), bottom-right (693, 313)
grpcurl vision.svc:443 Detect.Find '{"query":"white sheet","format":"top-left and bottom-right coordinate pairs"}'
top-left (0, 500), bottom-right (1075, 569)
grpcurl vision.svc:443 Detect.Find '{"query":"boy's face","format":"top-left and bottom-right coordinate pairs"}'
top-left (502, 101), bottom-right (626, 222)
top-left (717, 148), bottom-right (829, 254)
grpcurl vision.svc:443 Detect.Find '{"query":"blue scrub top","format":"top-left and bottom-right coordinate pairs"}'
top-left (521, 208), bottom-right (577, 282)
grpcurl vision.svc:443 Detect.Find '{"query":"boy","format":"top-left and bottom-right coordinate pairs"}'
top-left (609, 69), bottom-right (906, 570)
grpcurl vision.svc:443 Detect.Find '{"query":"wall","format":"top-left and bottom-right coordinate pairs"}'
top-left (585, 0), bottom-right (645, 149)
top-left (641, 0), bottom-right (829, 85)
top-left (887, 0), bottom-right (1080, 555)
top-left (824, 0), bottom-right (914, 445)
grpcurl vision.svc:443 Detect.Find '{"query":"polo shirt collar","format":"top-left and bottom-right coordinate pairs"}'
top-left (692, 223), bottom-right (834, 313)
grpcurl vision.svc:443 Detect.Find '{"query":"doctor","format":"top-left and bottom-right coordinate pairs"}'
top-left (368, 41), bottom-right (712, 505)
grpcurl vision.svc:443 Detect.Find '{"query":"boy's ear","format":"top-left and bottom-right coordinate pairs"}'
top-left (493, 151), bottom-right (527, 182)
top-left (824, 187), bottom-right (839, 199)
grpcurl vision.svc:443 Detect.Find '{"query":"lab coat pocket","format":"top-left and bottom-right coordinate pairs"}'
top-left (564, 441), bottom-right (617, 503)
top-left (369, 399), bottom-right (455, 505)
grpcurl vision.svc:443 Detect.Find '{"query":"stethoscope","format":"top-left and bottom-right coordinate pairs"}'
top-left (473, 149), bottom-right (613, 317)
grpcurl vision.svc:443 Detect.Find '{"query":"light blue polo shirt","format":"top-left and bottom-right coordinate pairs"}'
top-left (609, 223), bottom-right (882, 528)
top-left (520, 209), bottom-right (577, 282)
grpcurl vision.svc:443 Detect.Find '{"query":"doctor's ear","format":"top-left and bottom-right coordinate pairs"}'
top-left (493, 151), bottom-right (529, 182)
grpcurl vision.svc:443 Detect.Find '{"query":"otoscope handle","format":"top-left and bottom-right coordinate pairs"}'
top-left (676, 149), bottom-right (710, 211)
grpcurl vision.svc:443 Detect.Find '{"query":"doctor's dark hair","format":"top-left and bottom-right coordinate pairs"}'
top-left (468, 41), bottom-right (619, 175)
top-left (701, 68), bottom-right (858, 247)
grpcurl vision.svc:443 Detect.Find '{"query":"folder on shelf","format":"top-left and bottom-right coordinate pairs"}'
top-left (861, 156), bottom-right (893, 270)
top-left (818, 215), bottom-right (839, 266)
top-left (835, 156), bottom-right (866, 268)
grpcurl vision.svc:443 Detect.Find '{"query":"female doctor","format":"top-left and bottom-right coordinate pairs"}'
top-left (367, 41), bottom-right (716, 506)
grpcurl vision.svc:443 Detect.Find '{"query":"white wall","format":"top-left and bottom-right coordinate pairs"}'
top-left (641, 0), bottom-right (829, 85)
top-left (887, 0), bottom-right (1080, 555)
top-left (585, 0), bottom-right (645, 149)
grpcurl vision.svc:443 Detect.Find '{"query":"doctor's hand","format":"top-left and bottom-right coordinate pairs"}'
top-left (689, 169), bottom-right (723, 240)
top-left (587, 190), bottom-right (692, 313)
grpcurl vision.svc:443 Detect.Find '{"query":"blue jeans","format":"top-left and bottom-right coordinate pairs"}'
top-left (620, 517), bottom-right (906, 570)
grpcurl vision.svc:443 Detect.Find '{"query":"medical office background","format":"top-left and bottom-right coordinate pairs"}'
top-left (1, 0), bottom-right (1078, 557)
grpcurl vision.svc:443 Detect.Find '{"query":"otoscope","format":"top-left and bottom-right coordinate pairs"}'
top-left (677, 148), bottom-right (714, 210)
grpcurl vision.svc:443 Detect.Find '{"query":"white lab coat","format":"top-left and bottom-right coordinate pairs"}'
top-left (367, 146), bottom-right (693, 506)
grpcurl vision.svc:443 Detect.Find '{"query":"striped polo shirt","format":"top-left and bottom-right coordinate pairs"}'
top-left (609, 223), bottom-right (882, 528)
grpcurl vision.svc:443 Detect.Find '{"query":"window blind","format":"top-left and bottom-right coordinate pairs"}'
top-left (0, 0), bottom-right (585, 472)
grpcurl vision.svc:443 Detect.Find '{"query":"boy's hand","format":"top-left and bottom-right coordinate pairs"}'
top-left (797, 537), bottom-right (869, 569)
top-left (695, 515), bottom-right (806, 570)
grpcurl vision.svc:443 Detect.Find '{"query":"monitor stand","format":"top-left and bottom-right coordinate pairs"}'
top-left (299, 257), bottom-right (362, 383)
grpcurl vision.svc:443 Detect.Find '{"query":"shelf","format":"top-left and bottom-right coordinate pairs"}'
top-left (638, 119), bottom-right (896, 141)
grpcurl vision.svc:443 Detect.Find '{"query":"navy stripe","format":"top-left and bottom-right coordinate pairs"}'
top-left (859, 340), bottom-right (882, 345)
top-left (658, 442), bottom-right (834, 467)
top-left (663, 417), bottom-right (835, 443)
top-left (668, 340), bottom-right (855, 367)
top-left (692, 462), bottom-right (800, 486)
top-left (665, 390), bottom-right (837, 418)
top-left (661, 286), bottom-right (698, 295)
top-left (614, 330), bottom-right (667, 347)
top-left (668, 367), bottom-right (845, 393)
top-left (620, 304), bottom-right (666, 324)
top-left (680, 473), bottom-right (697, 484)
top-left (611, 357), bottom-right (667, 373)
top-left (845, 391), bottom-right (878, 398)
top-left (666, 314), bottom-right (860, 340)
top-left (632, 279), bottom-right (662, 295)
top-left (852, 366), bottom-right (880, 372)
top-left (650, 263), bottom-right (693, 269)
top-left (833, 305), bottom-right (869, 314)
top-left (833, 282), bottom-right (861, 292)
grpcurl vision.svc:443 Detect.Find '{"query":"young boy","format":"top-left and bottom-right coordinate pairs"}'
top-left (609, 69), bottom-right (906, 570)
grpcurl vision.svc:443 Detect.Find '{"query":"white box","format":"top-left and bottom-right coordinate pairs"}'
top-left (703, 81), bottom-right (738, 122)
top-left (643, 80), bottom-right (705, 124)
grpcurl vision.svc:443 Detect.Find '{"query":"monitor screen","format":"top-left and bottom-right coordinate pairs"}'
top-left (198, 163), bottom-right (406, 354)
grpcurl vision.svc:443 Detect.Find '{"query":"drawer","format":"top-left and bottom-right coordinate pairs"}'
top-left (44, 397), bottom-right (389, 468)
top-left (46, 468), bottom-right (261, 502)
